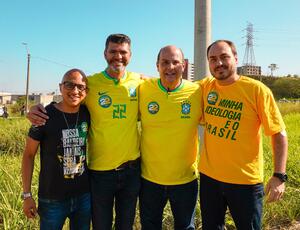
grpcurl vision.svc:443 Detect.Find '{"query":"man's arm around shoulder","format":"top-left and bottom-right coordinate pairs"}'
top-left (26, 104), bottom-right (49, 126)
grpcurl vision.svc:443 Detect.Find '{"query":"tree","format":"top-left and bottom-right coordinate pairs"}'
top-left (10, 96), bottom-right (34, 115)
top-left (272, 77), bottom-right (300, 99)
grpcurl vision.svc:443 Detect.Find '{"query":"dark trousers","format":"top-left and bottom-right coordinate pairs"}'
top-left (89, 164), bottom-right (140, 230)
top-left (38, 193), bottom-right (91, 230)
top-left (140, 178), bottom-right (198, 230)
top-left (200, 173), bottom-right (264, 230)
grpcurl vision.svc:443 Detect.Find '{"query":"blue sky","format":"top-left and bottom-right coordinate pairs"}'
top-left (1, 0), bottom-right (300, 93)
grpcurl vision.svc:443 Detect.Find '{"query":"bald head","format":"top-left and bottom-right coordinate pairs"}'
top-left (156, 45), bottom-right (184, 65)
top-left (62, 68), bottom-right (87, 84)
top-left (156, 45), bottom-right (185, 90)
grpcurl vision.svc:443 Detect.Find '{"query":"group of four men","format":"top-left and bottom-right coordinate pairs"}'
top-left (22, 34), bottom-right (288, 230)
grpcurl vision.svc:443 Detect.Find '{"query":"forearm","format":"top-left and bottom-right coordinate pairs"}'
top-left (22, 154), bottom-right (35, 192)
top-left (271, 132), bottom-right (288, 173)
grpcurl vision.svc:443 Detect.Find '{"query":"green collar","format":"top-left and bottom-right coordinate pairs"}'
top-left (102, 69), bottom-right (126, 85)
top-left (158, 79), bottom-right (184, 93)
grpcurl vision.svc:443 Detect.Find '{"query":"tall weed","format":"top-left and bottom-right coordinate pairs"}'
top-left (277, 102), bottom-right (300, 116)
top-left (0, 118), bottom-right (30, 155)
top-left (0, 112), bottom-right (299, 229)
top-left (0, 154), bottom-right (39, 229)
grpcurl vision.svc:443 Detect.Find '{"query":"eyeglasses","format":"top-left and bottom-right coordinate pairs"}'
top-left (62, 81), bottom-right (87, 92)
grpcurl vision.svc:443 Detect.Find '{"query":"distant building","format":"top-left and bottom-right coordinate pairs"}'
top-left (30, 94), bottom-right (62, 106)
top-left (0, 93), bottom-right (12, 105)
top-left (0, 92), bottom-right (61, 106)
top-left (239, 23), bottom-right (261, 77)
top-left (237, 65), bottom-right (261, 76)
top-left (182, 59), bottom-right (194, 81)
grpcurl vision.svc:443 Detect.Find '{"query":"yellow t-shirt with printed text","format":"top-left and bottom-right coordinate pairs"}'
top-left (139, 78), bottom-right (202, 185)
top-left (198, 76), bottom-right (285, 184)
top-left (85, 71), bottom-right (141, 170)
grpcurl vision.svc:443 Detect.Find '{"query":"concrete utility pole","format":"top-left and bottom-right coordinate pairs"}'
top-left (22, 43), bottom-right (30, 114)
top-left (194, 0), bottom-right (211, 80)
top-left (194, 0), bottom-right (212, 149)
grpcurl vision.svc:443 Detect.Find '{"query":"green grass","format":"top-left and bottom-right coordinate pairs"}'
top-left (262, 113), bottom-right (300, 229)
top-left (0, 104), bottom-right (299, 229)
top-left (0, 118), bottom-right (30, 155)
top-left (277, 102), bottom-right (300, 116)
top-left (0, 154), bottom-right (39, 229)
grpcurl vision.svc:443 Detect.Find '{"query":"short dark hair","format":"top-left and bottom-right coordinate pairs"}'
top-left (206, 40), bottom-right (237, 58)
top-left (62, 68), bottom-right (87, 84)
top-left (105, 34), bottom-right (131, 51)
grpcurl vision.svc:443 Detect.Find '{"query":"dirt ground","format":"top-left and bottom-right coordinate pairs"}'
top-left (269, 221), bottom-right (300, 230)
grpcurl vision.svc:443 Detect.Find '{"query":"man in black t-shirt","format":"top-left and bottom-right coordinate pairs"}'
top-left (21, 69), bottom-right (91, 230)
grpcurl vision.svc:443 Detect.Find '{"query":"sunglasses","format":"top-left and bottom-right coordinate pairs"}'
top-left (62, 81), bottom-right (87, 92)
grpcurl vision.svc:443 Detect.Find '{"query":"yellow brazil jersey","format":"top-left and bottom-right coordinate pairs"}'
top-left (85, 71), bottom-right (141, 170)
top-left (198, 76), bottom-right (285, 184)
top-left (139, 78), bottom-right (202, 185)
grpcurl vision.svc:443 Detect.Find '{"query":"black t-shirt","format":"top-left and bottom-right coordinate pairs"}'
top-left (28, 104), bottom-right (90, 200)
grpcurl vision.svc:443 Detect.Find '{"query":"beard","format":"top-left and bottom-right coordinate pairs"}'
top-left (110, 65), bottom-right (125, 73)
top-left (211, 65), bottom-right (235, 81)
top-left (107, 59), bottom-right (128, 73)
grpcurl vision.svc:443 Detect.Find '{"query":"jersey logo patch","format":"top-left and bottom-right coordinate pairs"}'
top-left (207, 91), bottom-right (218, 105)
top-left (148, 101), bottom-right (159, 114)
top-left (98, 91), bottom-right (108, 96)
top-left (99, 95), bottom-right (112, 108)
top-left (181, 101), bottom-right (191, 114)
top-left (81, 122), bottom-right (88, 133)
top-left (128, 86), bottom-right (137, 97)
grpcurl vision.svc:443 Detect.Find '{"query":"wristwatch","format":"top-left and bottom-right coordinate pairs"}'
top-left (273, 173), bottom-right (288, 182)
top-left (21, 192), bottom-right (32, 200)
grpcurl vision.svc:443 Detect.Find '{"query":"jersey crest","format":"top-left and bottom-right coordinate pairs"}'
top-left (98, 94), bottom-right (112, 108)
top-left (207, 91), bottom-right (218, 105)
top-left (181, 101), bottom-right (191, 115)
top-left (148, 101), bottom-right (159, 114)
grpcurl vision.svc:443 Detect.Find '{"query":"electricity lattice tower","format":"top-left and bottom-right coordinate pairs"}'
top-left (242, 23), bottom-right (256, 66)
top-left (237, 22), bottom-right (261, 76)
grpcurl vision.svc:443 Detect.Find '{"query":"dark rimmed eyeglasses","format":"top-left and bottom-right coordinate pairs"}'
top-left (62, 81), bottom-right (87, 92)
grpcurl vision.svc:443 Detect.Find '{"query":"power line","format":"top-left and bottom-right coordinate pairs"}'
top-left (31, 55), bottom-right (94, 75)
top-left (32, 56), bottom-right (74, 68)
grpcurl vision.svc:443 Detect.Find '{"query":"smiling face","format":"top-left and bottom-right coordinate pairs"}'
top-left (104, 42), bottom-right (131, 77)
top-left (59, 70), bottom-right (87, 111)
top-left (208, 41), bottom-right (238, 85)
top-left (157, 46), bottom-right (185, 89)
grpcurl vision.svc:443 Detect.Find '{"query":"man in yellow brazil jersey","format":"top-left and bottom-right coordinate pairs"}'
top-left (27, 34), bottom-right (142, 230)
top-left (139, 45), bottom-right (202, 230)
top-left (198, 40), bottom-right (288, 230)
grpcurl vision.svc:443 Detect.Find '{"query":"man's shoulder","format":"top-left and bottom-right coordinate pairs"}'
top-left (126, 71), bottom-right (144, 83)
top-left (79, 104), bottom-right (89, 114)
top-left (199, 76), bottom-right (214, 82)
top-left (87, 72), bottom-right (104, 81)
top-left (45, 103), bottom-right (57, 115)
top-left (196, 76), bottom-right (215, 87)
top-left (182, 79), bottom-right (199, 88)
top-left (239, 76), bottom-right (271, 91)
top-left (139, 77), bottom-right (159, 89)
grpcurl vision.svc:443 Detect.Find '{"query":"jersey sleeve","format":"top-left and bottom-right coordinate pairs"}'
top-left (256, 85), bottom-right (285, 136)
